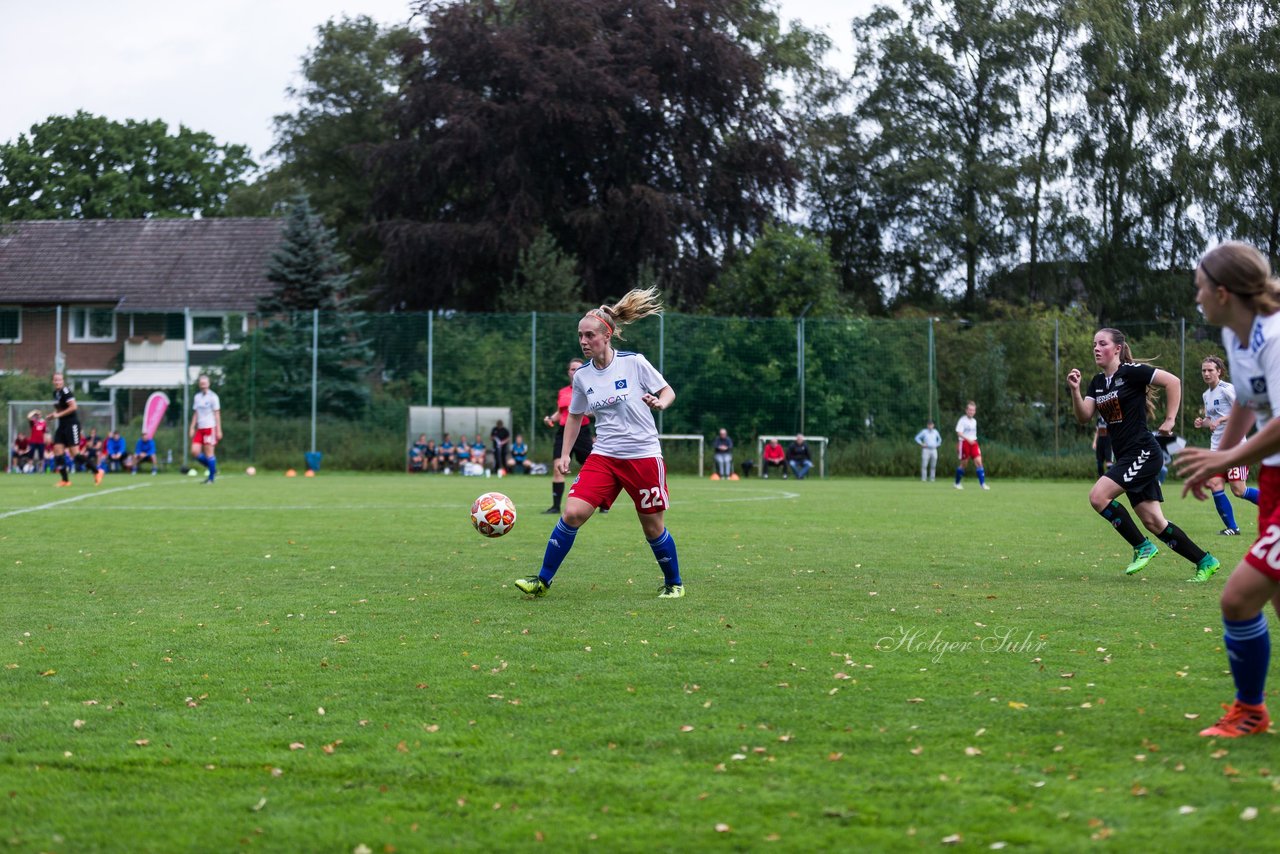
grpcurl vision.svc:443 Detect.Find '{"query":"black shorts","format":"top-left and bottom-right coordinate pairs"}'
top-left (54, 421), bottom-right (81, 449)
top-left (553, 428), bottom-right (593, 464)
top-left (1104, 446), bottom-right (1164, 505)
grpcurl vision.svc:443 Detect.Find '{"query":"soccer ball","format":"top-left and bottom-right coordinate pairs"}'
top-left (471, 491), bottom-right (517, 538)
top-left (245, 466), bottom-right (256, 476)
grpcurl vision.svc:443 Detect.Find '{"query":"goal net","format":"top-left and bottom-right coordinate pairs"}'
top-left (659, 434), bottom-right (704, 477)
top-left (756, 434), bottom-right (829, 478)
top-left (7, 400), bottom-right (116, 472)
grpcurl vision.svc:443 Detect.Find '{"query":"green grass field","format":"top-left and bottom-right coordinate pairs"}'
top-left (1, 471), bottom-right (1277, 851)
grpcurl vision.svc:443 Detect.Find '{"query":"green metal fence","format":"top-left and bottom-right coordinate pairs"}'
top-left (1, 308), bottom-right (1229, 476)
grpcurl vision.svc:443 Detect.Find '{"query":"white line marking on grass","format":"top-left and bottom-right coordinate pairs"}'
top-left (0, 482), bottom-right (157, 520)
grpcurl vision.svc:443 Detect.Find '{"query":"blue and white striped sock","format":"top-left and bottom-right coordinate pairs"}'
top-left (648, 528), bottom-right (681, 586)
top-left (538, 518), bottom-right (580, 584)
top-left (1224, 613), bottom-right (1270, 706)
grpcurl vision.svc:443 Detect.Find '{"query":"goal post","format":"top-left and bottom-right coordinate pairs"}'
top-left (757, 434), bottom-right (829, 479)
top-left (659, 433), bottom-right (704, 478)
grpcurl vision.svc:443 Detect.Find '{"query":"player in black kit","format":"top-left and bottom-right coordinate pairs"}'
top-left (1067, 329), bottom-right (1220, 582)
top-left (48, 371), bottom-right (82, 487)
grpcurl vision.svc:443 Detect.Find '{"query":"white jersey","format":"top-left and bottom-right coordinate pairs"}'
top-left (1224, 313), bottom-right (1280, 467)
top-left (1202, 381), bottom-right (1236, 451)
top-left (955, 415), bottom-right (978, 442)
top-left (192, 390), bottom-right (221, 429)
top-left (570, 351), bottom-right (669, 459)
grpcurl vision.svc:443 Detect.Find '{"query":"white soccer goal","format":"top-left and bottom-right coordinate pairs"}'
top-left (659, 433), bottom-right (704, 478)
top-left (756, 434), bottom-right (829, 479)
top-left (7, 400), bottom-right (117, 472)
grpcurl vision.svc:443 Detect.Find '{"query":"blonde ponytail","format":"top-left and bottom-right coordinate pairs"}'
top-left (586, 287), bottom-right (664, 341)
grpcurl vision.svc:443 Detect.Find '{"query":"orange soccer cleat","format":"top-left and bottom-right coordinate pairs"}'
top-left (54, 480), bottom-right (72, 487)
top-left (1198, 700), bottom-right (1271, 738)
top-left (94, 469), bottom-right (104, 485)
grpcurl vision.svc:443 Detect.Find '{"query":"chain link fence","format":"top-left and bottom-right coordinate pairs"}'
top-left (0, 307), bottom-right (1227, 477)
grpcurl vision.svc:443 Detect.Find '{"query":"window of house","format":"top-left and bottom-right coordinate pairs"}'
top-left (69, 307), bottom-right (117, 343)
top-left (188, 313), bottom-right (247, 350)
top-left (0, 308), bottom-right (20, 343)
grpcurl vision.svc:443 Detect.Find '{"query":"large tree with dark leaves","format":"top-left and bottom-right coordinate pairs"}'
top-left (370, 0), bottom-right (807, 310)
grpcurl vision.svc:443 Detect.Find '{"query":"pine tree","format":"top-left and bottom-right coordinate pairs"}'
top-left (256, 196), bottom-right (373, 418)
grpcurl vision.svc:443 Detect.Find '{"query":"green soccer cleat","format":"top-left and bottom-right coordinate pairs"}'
top-left (1188, 555), bottom-right (1221, 584)
top-left (658, 584), bottom-right (685, 599)
top-left (515, 575), bottom-right (549, 597)
top-left (1124, 540), bottom-right (1159, 576)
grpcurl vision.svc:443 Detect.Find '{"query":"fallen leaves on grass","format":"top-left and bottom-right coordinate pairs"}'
top-left (715, 823), bottom-right (731, 833)
top-left (1241, 806), bottom-right (1259, 820)
top-left (134, 739), bottom-right (149, 747)
top-left (289, 742), bottom-right (305, 751)
top-left (964, 747), bottom-right (982, 757)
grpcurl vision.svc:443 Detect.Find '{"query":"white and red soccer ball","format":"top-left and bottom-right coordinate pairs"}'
top-left (471, 492), bottom-right (517, 538)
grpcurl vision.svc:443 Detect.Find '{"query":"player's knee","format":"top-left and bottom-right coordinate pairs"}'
top-left (1220, 590), bottom-right (1257, 622)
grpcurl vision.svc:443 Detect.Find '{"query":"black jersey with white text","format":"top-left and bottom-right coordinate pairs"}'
top-left (53, 385), bottom-right (80, 428)
top-left (1085, 363), bottom-right (1159, 457)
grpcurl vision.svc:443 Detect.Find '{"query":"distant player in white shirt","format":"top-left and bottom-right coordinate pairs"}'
top-left (1177, 241), bottom-right (1280, 738)
top-left (189, 374), bottom-right (222, 484)
top-left (953, 401), bottom-right (988, 489)
top-left (914, 419), bottom-right (942, 482)
top-left (515, 287), bottom-right (684, 600)
top-left (1194, 355), bottom-right (1259, 535)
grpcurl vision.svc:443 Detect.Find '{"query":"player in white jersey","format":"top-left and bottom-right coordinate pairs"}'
top-left (515, 287), bottom-right (684, 600)
top-left (188, 374), bottom-right (222, 484)
top-left (953, 401), bottom-right (988, 489)
top-left (1194, 355), bottom-right (1259, 534)
top-left (1176, 241), bottom-right (1280, 738)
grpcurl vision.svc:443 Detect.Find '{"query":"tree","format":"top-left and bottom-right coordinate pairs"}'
top-left (1206, 0), bottom-right (1280, 259)
top-left (234, 16), bottom-right (412, 282)
top-left (496, 231), bottom-right (586, 313)
top-left (704, 224), bottom-right (846, 318)
top-left (370, 0), bottom-right (817, 310)
top-left (1069, 0), bottom-right (1207, 320)
top-left (850, 0), bottom-right (1032, 309)
top-left (0, 111), bottom-right (254, 220)
top-left (252, 197), bottom-right (374, 418)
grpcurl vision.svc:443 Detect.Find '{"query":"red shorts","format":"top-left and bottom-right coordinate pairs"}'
top-left (1243, 466), bottom-right (1280, 581)
top-left (568, 455), bottom-right (669, 514)
top-left (1225, 465), bottom-right (1250, 482)
top-left (193, 427), bottom-right (218, 447)
top-left (959, 439), bottom-right (982, 460)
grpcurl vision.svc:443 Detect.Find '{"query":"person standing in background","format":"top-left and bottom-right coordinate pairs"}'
top-left (914, 419), bottom-right (942, 482)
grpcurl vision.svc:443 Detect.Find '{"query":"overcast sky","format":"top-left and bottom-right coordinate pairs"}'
top-left (0, 0), bottom-right (877, 167)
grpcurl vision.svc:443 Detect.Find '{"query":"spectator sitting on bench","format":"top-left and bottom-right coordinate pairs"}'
top-left (134, 434), bottom-right (158, 475)
top-left (409, 434), bottom-right (429, 473)
top-left (507, 434), bottom-right (533, 474)
top-left (104, 430), bottom-right (127, 472)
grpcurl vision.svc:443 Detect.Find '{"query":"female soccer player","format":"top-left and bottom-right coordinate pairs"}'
top-left (1176, 241), bottom-right (1280, 738)
top-left (1066, 329), bottom-right (1219, 582)
top-left (516, 287), bottom-right (682, 599)
top-left (189, 374), bottom-right (221, 484)
top-left (1194, 355), bottom-right (1259, 535)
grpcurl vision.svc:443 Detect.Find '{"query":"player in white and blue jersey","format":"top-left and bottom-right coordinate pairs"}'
top-left (1195, 356), bottom-right (1260, 534)
top-left (515, 287), bottom-right (683, 600)
top-left (1176, 241), bottom-right (1280, 738)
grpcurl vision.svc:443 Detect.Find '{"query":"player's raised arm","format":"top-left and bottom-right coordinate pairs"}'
top-left (1066, 368), bottom-right (1095, 423)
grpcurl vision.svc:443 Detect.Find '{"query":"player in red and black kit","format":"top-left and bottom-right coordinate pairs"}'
top-left (1068, 329), bottom-right (1219, 580)
top-left (48, 371), bottom-right (83, 487)
top-left (542, 358), bottom-right (598, 514)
